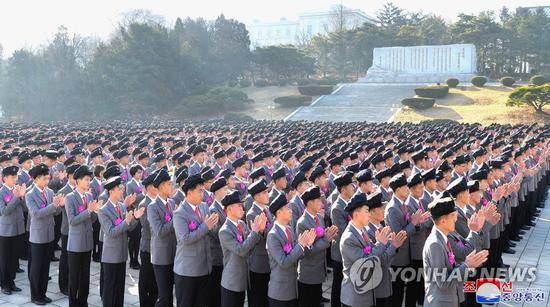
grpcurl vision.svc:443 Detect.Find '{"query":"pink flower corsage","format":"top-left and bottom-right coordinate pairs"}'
top-left (363, 245), bottom-right (372, 255)
top-left (283, 242), bottom-right (292, 255)
top-left (315, 226), bottom-right (325, 238)
top-left (188, 220), bottom-right (198, 231)
top-left (164, 213), bottom-right (171, 223)
top-left (114, 218), bottom-right (123, 226)
top-left (3, 193), bottom-right (13, 203)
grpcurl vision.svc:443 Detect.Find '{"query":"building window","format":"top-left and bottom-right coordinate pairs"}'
top-left (286, 28), bottom-right (291, 37)
top-left (307, 25), bottom-right (312, 35)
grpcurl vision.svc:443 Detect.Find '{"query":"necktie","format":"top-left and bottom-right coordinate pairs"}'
top-left (361, 230), bottom-right (369, 245)
top-left (263, 208), bottom-right (270, 219)
top-left (284, 227), bottom-right (292, 244)
top-left (446, 240), bottom-right (452, 252)
top-left (115, 205), bottom-right (122, 218)
top-left (41, 191), bottom-right (47, 203)
top-left (237, 223), bottom-right (243, 236)
top-left (314, 215), bottom-right (320, 226)
top-left (194, 207), bottom-right (202, 222)
top-left (82, 195), bottom-right (87, 206)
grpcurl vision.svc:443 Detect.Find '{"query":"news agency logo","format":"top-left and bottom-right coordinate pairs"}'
top-left (464, 278), bottom-right (545, 304)
top-left (349, 256), bottom-right (383, 294)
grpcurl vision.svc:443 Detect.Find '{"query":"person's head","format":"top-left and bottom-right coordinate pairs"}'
top-left (407, 173), bottom-right (424, 199)
top-left (2, 166), bottom-right (19, 187)
top-left (222, 191), bottom-right (244, 220)
top-left (346, 193), bottom-right (370, 227)
top-left (201, 169), bottom-right (216, 191)
top-left (468, 180), bottom-right (481, 204)
top-left (18, 153), bottom-right (32, 170)
top-left (356, 169), bottom-right (374, 194)
top-left (272, 167), bottom-right (287, 190)
top-left (291, 172), bottom-right (310, 195)
top-left (430, 195), bottom-right (457, 233)
top-left (105, 177), bottom-right (123, 202)
top-left (143, 175), bottom-right (158, 198)
top-left (270, 194), bottom-right (291, 225)
top-left (389, 174), bottom-right (409, 200)
top-left (422, 168), bottom-right (437, 192)
top-left (93, 165), bottom-right (105, 180)
top-left (366, 191), bottom-right (386, 224)
top-left (73, 165), bottom-right (92, 191)
top-left (249, 179), bottom-right (269, 206)
top-left (130, 165), bottom-right (143, 181)
top-left (30, 163), bottom-right (50, 189)
top-left (335, 172), bottom-right (355, 200)
top-left (153, 169), bottom-right (175, 199)
top-left (182, 174), bottom-right (205, 205)
top-left (193, 147), bottom-right (206, 164)
top-left (232, 158), bottom-right (248, 177)
top-left (302, 186), bottom-right (323, 214)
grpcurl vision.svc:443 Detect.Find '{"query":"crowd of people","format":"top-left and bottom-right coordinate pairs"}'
top-left (0, 120), bottom-right (548, 307)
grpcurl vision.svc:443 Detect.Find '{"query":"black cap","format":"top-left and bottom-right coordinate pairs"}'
top-left (210, 177), bottom-right (227, 193)
top-left (407, 172), bottom-right (423, 188)
top-left (103, 166), bottom-right (121, 180)
top-left (182, 174), bottom-right (205, 193)
top-left (104, 176), bottom-right (122, 191)
top-left (175, 167), bottom-right (188, 184)
top-left (374, 168), bottom-right (391, 181)
top-left (221, 190), bottom-right (242, 207)
top-left (218, 168), bottom-right (234, 179)
top-left (43, 150), bottom-right (58, 160)
top-left (152, 169), bottom-right (171, 188)
top-left (446, 177), bottom-right (468, 197)
top-left (366, 190), bottom-right (384, 209)
top-left (248, 179), bottom-right (268, 196)
top-left (18, 152), bottom-right (31, 164)
top-left (142, 174), bottom-right (155, 187)
top-left (489, 158), bottom-right (505, 170)
top-left (2, 165), bottom-right (19, 177)
top-left (201, 168), bottom-right (216, 181)
top-left (232, 157), bottom-right (247, 169)
top-left (467, 180), bottom-right (479, 193)
top-left (453, 155), bottom-right (467, 166)
top-left (73, 165), bottom-right (92, 180)
top-left (249, 168), bottom-right (266, 180)
top-left (470, 169), bottom-right (488, 181)
top-left (334, 171), bottom-right (353, 188)
top-left (290, 172), bottom-right (306, 189)
top-left (29, 163), bottom-right (49, 179)
top-left (301, 186), bottom-right (321, 204)
top-left (356, 169), bottom-right (373, 183)
top-left (389, 173), bottom-right (407, 191)
top-left (272, 167), bottom-right (286, 181)
top-left (345, 192), bottom-right (368, 212)
top-left (308, 166), bottom-right (325, 182)
top-left (421, 168), bottom-right (436, 182)
top-left (269, 193), bottom-right (288, 215)
top-left (428, 194), bottom-right (456, 219)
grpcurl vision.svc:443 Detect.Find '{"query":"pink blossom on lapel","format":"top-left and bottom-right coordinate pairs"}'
top-left (3, 193), bottom-right (13, 203)
top-left (363, 245), bottom-right (372, 255)
top-left (188, 220), bottom-right (198, 231)
top-left (164, 213), bottom-right (171, 223)
top-left (315, 226), bottom-right (325, 238)
top-left (283, 242), bottom-right (292, 255)
top-left (114, 218), bottom-right (123, 226)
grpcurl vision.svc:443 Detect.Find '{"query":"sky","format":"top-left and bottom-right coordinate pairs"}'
top-left (0, 0), bottom-right (547, 57)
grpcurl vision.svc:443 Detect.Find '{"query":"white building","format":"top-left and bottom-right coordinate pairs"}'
top-left (247, 6), bottom-right (377, 48)
top-left (517, 5), bottom-right (550, 16)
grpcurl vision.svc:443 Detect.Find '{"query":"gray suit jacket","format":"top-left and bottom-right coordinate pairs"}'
top-left (366, 223), bottom-right (396, 299)
top-left (385, 195), bottom-right (416, 266)
top-left (296, 212), bottom-right (330, 284)
top-left (455, 206), bottom-right (470, 238)
top-left (65, 190), bottom-right (97, 252)
top-left (266, 224), bottom-right (305, 301)
top-left (219, 219), bottom-right (260, 292)
top-left (125, 179), bottom-right (145, 208)
top-left (17, 170), bottom-right (32, 186)
top-left (172, 190), bottom-right (185, 207)
top-left (147, 197), bottom-right (176, 265)
top-left (0, 185), bottom-right (25, 237)
top-left (246, 203), bottom-right (273, 274)
top-left (26, 186), bottom-right (61, 244)
top-left (98, 200), bottom-right (137, 263)
top-left (330, 196), bottom-right (349, 262)
top-left (138, 195), bottom-right (154, 253)
top-left (405, 196), bottom-right (429, 261)
top-left (340, 223), bottom-right (385, 307)
top-left (209, 200), bottom-right (226, 267)
top-left (58, 183), bottom-right (74, 235)
top-left (422, 227), bottom-right (468, 307)
top-left (173, 200), bottom-right (212, 277)
top-left (90, 178), bottom-right (102, 200)
top-left (289, 195), bottom-right (305, 232)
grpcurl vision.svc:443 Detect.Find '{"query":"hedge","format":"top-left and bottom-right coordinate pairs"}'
top-left (296, 79), bottom-right (312, 86)
top-left (446, 78), bottom-right (459, 88)
top-left (500, 77), bottom-right (515, 87)
top-left (224, 112), bottom-right (254, 121)
top-left (239, 80), bottom-right (251, 87)
top-left (274, 95), bottom-right (312, 107)
top-left (471, 76), bottom-right (488, 87)
top-left (401, 97), bottom-right (435, 110)
top-left (317, 77), bottom-right (338, 85)
top-left (414, 85), bottom-right (449, 99)
top-left (254, 79), bottom-right (269, 87)
top-left (530, 75), bottom-right (546, 86)
top-left (298, 85), bottom-right (334, 96)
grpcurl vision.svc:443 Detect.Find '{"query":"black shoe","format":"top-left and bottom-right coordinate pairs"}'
top-left (508, 242), bottom-right (516, 247)
top-left (526, 221), bottom-right (536, 227)
top-left (31, 299), bottom-right (47, 305)
top-left (510, 235), bottom-right (522, 242)
top-left (503, 248), bottom-right (516, 254)
top-left (10, 285), bottom-right (21, 292)
top-left (16, 268), bottom-right (24, 273)
top-left (321, 296), bottom-right (330, 302)
top-left (1, 288), bottom-right (12, 295)
top-left (50, 256), bottom-right (59, 262)
top-left (48, 276), bottom-right (51, 280)
top-left (43, 296), bottom-right (52, 303)
top-left (518, 230), bottom-right (526, 235)
top-left (92, 256), bottom-right (100, 263)
top-left (130, 263), bottom-right (140, 270)
top-left (54, 244), bottom-right (61, 251)
top-left (20, 256), bottom-right (28, 261)
top-left (520, 225), bottom-right (530, 231)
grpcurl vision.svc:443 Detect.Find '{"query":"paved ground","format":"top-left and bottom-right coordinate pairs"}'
top-left (286, 83), bottom-right (420, 122)
top-left (1, 189), bottom-right (548, 306)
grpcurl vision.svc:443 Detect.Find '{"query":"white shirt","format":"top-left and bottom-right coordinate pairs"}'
top-left (227, 217), bottom-right (240, 229)
top-left (435, 226), bottom-right (448, 245)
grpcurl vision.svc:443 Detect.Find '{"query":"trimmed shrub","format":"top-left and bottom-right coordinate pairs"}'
top-left (227, 80), bottom-right (238, 87)
top-left (318, 77), bottom-right (338, 85)
top-left (278, 79), bottom-right (289, 86)
top-left (414, 86), bottom-right (449, 99)
top-left (183, 87), bottom-right (251, 115)
top-left (254, 79), bottom-right (268, 87)
top-left (401, 97), bottom-right (435, 110)
top-left (274, 95), bottom-right (312, 107)
top-left (296, 79), bottom-right (312, 86)
top-left (530, 75), bottom-right (546, 86)
top-left (471, 76), bottom-right (488, 87)
top-left (446, 78), bottom-right (459, 88)
top-left (500, 77), bottom-right (515, 87)
top-left (298, 85), bottom-right (334, 96)
top-left (224, 112), bottom-right (254, 121)
top-left (239, 80), bottom-right (251, 87)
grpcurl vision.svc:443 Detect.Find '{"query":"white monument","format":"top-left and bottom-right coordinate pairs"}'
top-left (359, 44), bottom-right (477, 83)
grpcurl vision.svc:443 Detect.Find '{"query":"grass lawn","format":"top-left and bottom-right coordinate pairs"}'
top-left (238, 86), bottom-right (319, 120)
top-left (393, 85), bottom-right (549, 125)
